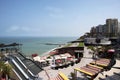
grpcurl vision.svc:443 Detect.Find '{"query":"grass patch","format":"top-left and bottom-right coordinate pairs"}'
top-left (87, 46), bottom-right (95, 51)
top-left (78, 42), bottom-right (84, 47)
top-left (64, 43), bottom-right (72, 47)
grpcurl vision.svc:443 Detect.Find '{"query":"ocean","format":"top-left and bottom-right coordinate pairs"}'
top-left (0, 37), bottom-right (77, 56)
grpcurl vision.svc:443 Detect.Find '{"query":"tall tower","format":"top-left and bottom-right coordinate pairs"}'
top-left (90, 27), bottom-right (96, 37)
top-left (106, 19), bottom-right (111, 37)
top-left (113, 19), bottom-right (118, 36)
top-left (106, 18), bottom-right (118, 37)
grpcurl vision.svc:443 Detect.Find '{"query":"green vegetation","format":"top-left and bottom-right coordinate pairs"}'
top-left (87, 46), bottom-right (95, 51)
top-left (78, 42), bottom-right (84, 47)
top-left (64, 43), bottom-right (72, 47)
top-left (0, 61), bottom-right (12, 79)
top-left (0, 53), bottom-right (12, 79)
top-left (87, 45), bottom-right (113, 53)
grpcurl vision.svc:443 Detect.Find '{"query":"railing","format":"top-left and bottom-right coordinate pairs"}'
top-left (12, 59), bottom-right (30, 79)
top-left (12, 68), bottom-right (22, 80)
top-left (16, 56), bottom-right (35, 77)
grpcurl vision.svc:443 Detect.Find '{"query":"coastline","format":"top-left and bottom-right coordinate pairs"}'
top-left (40, 47), bottom-right (57, 56)
top-left (40, 44), bottom-right (66, 56)
top-left (0, 37), bottom-right (76, 56)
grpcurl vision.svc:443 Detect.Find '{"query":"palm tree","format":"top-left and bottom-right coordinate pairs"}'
top-left (0, 61), bottom-right (5, 79)
top-left (0, 61), bottom-right (12, 79)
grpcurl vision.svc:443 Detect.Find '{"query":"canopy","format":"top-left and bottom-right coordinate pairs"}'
top-left (107, 49), bottom-right (115, 53)
top-left (60, 54), bottom-right (67, 59)
top-left (54, 55), bottom-right (61, 59)
top-left (32, 53), bottom-right (38, 57)
top-left (49, 50), bottom-right (58, 55)
top-left (33, 56), bottom-right (41, 61)
top-left (64, 53), bottom-right (72, 57)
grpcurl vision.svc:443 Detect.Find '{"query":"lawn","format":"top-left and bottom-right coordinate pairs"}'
top-left (78, 42), bottom-right (84, 47)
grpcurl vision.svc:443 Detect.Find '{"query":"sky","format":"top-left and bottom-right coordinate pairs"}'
top-left (0, 0), bottom-right (120, 37)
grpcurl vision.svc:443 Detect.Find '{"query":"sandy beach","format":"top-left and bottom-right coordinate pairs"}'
top-left (37, 47), bottom-right (120, 80)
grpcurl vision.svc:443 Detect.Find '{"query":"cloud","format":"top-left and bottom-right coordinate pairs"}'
top-left (49, 13), bottom-right (64, 18)
top-left (46, 6), bottom-right (63, 13)
top-left (21, 27), bottom-right (30, 32)
top-left (6, 25), bottom-right (30, 33)
top-left (8, 26), bottom-right (19, 31)
top-left (45, 6), bottom-right (64, 18)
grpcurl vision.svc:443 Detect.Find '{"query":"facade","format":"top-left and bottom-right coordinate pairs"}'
top-left (96, 25), bottom-right (104, 37)
top-left (89, 18), bottom-right (119, 38)
top-left (102, 24), bottom-right (107, 37)
top-left (96, 25), bottom-right (103, 34)
top-left (117, 22), bottom-right (120, 36)
top-left (90, 27), bottom-right (96, 37)
top-left (84, 38), bottom-right (111, 45)
top-left (106, 19), bottom-right (118, 37)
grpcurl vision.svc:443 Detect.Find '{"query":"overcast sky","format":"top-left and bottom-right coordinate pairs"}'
top-left (0, 0), bottom-right (120, 37)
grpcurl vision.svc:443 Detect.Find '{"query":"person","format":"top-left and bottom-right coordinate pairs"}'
top-left (92, 51), bottom-right (98, 59)
top-left (92, 52), bottom-right (95, 59)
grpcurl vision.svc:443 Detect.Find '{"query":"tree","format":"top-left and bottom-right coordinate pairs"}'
top-left (0, 61), bottom-right (12, 79)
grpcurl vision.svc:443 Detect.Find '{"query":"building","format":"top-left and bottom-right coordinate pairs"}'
top-left (84, 38), bottom-right (111, 45)
top-left (96, 25), bottom-right (104, 37)
top-left (90, 27), bottom-right (96, 37)
top-left (117, 22), bottom-right (120, 43)
top-left (102, 24), bottom-right (107, 37)
top-left (89, 18), bottom-right (119, 38)
top-left (90, 18), bottom-right (119, 37)
top-left (106, 19), bottom-right (118, 37)
top-left (117, 22), bottom-right (120, 36)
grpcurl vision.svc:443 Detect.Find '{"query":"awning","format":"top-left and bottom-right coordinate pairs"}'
top-left (32, 53), bottom-right (38, 57)
top-left (33, 56), bottom-right (41, 61)
top-left (107, 49), bottom-right (115, 53)
top-left (64, 53), bottom-right (72, 57)
top-left (54, 55), bottom-right (61, 59)
top-left (60, 54), bottom-right (67, 59)
top-left (49, 50), bottom-right (58, 55)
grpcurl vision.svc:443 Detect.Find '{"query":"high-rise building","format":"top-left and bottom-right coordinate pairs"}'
top-left (90, 18), bottom-right (119, 38)
top-left (106, 19), bottom-right (112, 34)
top-left (102, 24), bottom-right (107, 37)
top-left (118, 22), bottom-right (120, 36)
top-left (96, 25), bottom-right (103, 33)
top-left (113, 19), bottom-right (119, 36)
top-left (106, 18), bottom-right (118, 37)
top-left (90, 27), bottom-right (96, 37)
top-left (96, 25), bottom-right (104, 37)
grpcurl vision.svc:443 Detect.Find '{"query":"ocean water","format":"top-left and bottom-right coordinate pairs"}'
top-left (0, 37), bottom-right (77, 56)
